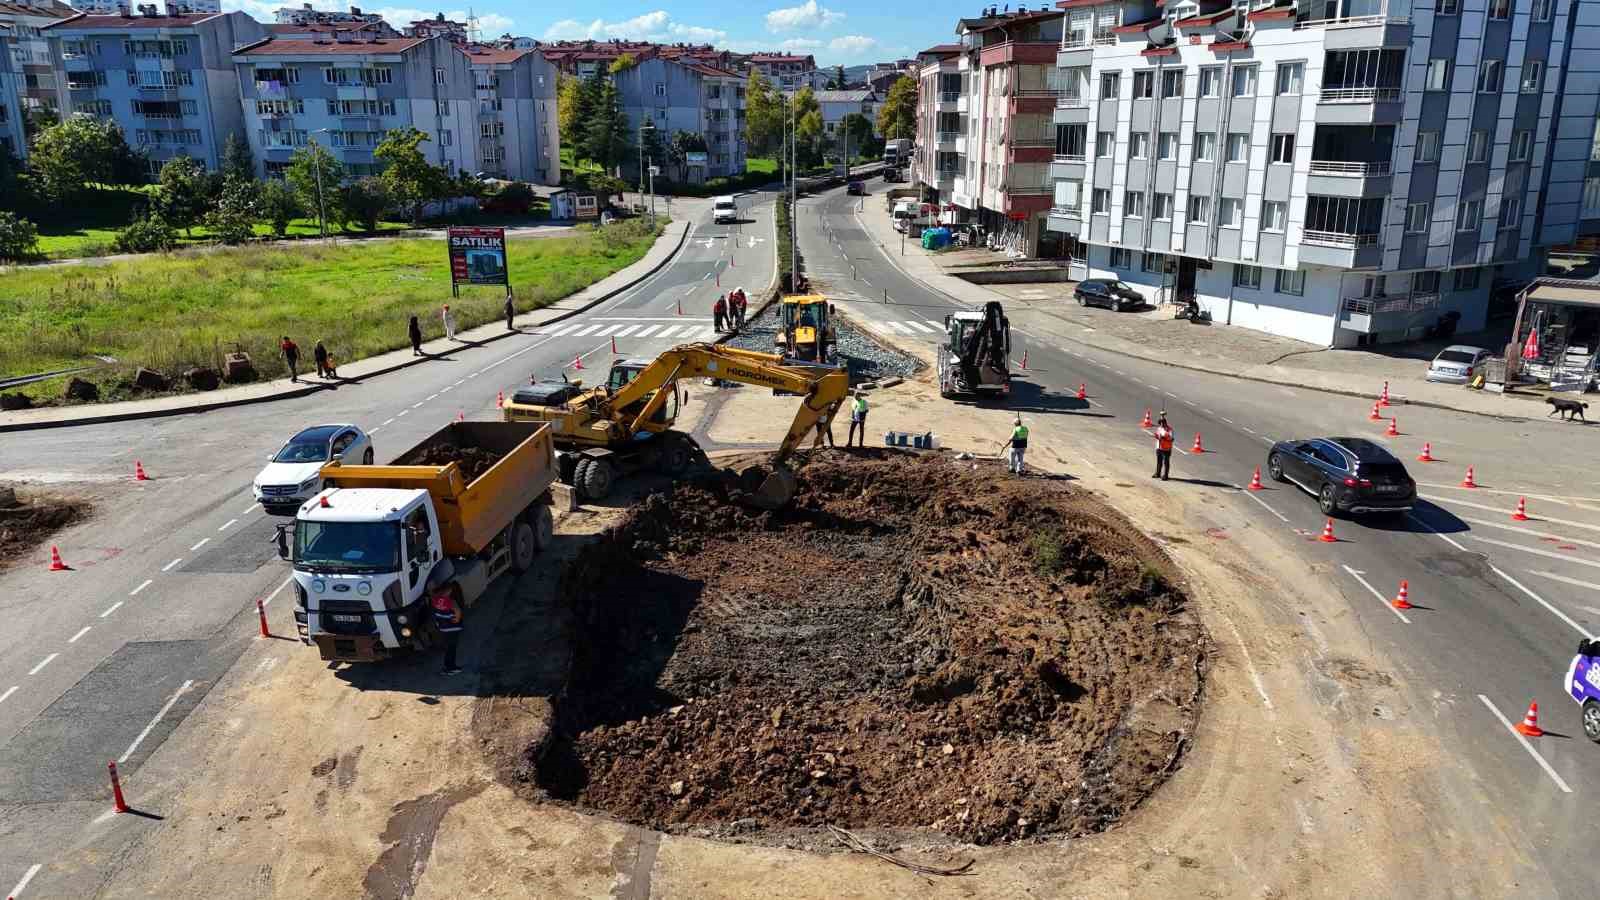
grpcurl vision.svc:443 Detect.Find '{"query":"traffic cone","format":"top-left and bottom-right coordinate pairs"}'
top-left (134, 460), bottom-right (148, 481)
top-left (1385, 417), bottom-right (1400, 437)
top-left (610, 335), bottom-right (618, 354)
top-left (1318, 519), bottom-right (1337, 543)
top-left (1141, 408), bottom-right (1153, 428)
top-left (48, 544), bottom-right (69, 571)
top-left (1191, 432), bottom-right (1205, 453)
top-left (1076, 382), bottom-right (1086, 400)
top-left (1020, 350), bottom-right (1028, 370)
top-left (572, 354), bottom-right (584, 371)
top-left (1368, 401), bottom-right (1383, 421)
top-left (1392, 579), bottom-right (1412, 610)
top-left (676, 298), bottom-right (684, 316)
top-left (496, 390), bottom-right (504, 409)
top-left (716, 270), bottom-right (720, 287)
top-left (456, 410), bottom-right (464, 422)
top-left (1416, 442), bottom-right (1434, 462)
top-left (257, 597), bottom-right (271, 639)
top-left (1515, 701), bottom-right (1544, 737)
top-left (1512, 496), bottom-right (1530, 522)
top-left (109, 761), bottom-right (129, 814)
top-left (1461, 465), bottom-right (1477, 488)
top-left (1379, 381), bottom-right (1391, 407)
top-left (1248, 466), bottom-right (1264, 491)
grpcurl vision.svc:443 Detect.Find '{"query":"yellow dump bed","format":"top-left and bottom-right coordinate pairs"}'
top-left (320, 421), bottom-right (556, 557)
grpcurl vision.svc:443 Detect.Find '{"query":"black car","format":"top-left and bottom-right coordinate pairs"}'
top-left (1266, 437), bottom-right (1417, 517)
top-left (1074, 278), bottom-right (1144, 311)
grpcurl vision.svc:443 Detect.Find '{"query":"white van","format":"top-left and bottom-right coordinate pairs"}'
top-left (713, 195), bottom-right (738, 223)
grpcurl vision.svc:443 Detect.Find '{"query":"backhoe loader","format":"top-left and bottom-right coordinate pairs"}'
top-left (502, 343), bottom-right (848, 508)
top-left (774, 293), bottom-right (838, 363)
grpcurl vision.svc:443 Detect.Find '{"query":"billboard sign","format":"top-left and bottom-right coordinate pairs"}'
top-left (685, 151), bottom-right (708, 165)
top-left (448, 226), bottom-right (508, 286)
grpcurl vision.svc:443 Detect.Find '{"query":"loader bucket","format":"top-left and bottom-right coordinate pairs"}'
top-left (737, 464), bottom-right (797, 510)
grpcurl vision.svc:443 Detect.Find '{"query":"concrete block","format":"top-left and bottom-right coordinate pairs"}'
top-left (550, 482), bottom-right (579, 513)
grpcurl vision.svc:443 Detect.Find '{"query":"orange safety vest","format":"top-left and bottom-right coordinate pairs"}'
top-left (1155, 426), bottom-right (1173, 451)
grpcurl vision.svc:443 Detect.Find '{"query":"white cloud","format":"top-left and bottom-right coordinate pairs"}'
top-left (764, 0), bottom-right (844, 32)
top-left (826, 35), bottom-right (877, 54)
top-left (543, 11), bottom-right (726, 43)
top-left (777, 37), bottom-right (823, 50)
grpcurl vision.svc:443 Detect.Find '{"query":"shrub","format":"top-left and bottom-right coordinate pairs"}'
top-left (341, 177), bottom-right (390, 233)
top-left (0, 211), bottom-right (40, 262)
top-left (256, 179), bottom-right (300, 237)
top-left (113, 213), bottom-right (178, 253)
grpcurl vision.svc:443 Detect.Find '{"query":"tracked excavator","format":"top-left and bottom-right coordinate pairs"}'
top-left (937, 300), bottom-right (1012, 400)
top-left (502, 343), bottom-right (848, 509)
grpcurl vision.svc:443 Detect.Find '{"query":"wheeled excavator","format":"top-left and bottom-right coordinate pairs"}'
top-left (502, 343), bottom-right (848, 508)
top-left (937, 300), bottom-right (1011, 400)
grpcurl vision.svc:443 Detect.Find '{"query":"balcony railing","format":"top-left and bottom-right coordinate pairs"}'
top-left (937, 131), bottom-right (960, 143)
top-left (1051, 204), bottom-right (1082, 216)
top-left (1003, 182), bottom-right (1053, 195)
top-left (1053, 152), bottom-right (1086, 162)
top-left (1308, 160), bottom-right (1392, 176)
top-left (1319, 87), bottom-right (1402, 103)
top-left (1062, 35), bottom-right (1092, 48)
top-left (1342, 292), bottom-right (1440, 315)
top-left (1012, 136), bottom-right (1054, 147)
top-left (1014, 88), bottom-right (1058, 97)
top-left (936, 167), bottom-right (959, 180)
top-left (1305, 230), bottom-right (1380, 247)
top-left (1056, 94), bottom-right (1088, 108)
top-left (1294, 14), bottom-right (1410, 29)
top-left (939, 91), bottom-right (960, 102)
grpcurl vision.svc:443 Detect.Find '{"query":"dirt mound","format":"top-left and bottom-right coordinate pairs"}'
top-left (531, 451), bottom-right (1207, 846)
top-left (410, 445), bottom-right (503, 481)
top-left (0, 488), bottom-right (90, 572)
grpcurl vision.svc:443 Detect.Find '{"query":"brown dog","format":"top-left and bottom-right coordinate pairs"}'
top-left (1547, 396), bottom-right (1589, 422)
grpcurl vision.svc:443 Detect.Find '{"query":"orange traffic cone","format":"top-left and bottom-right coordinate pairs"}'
top-left (1191, 432), bottom-right (1205, 453)
top-left (676, 298), bottom-right (684, 316)
top-left (496, 390), bottom-right (504, 409)
top-left (1512, 497), bottom-right (1530, 522)
top-left (1076, 382), bottom-right (1086, 400)
top-left (1461, 465), bottom-right (1477, 488)
top-left (1019, 350), bottom-right (1028, 370)
top-left (611, 335), bottom-right (618, 354)
top-left (1248, 466), bottom-right (1264, 491)
top-left (134, 460), bottom-right (148, 481)
top-left (1392, 580), bottom-right (1412, 609)
top-left (1379, 381), bottom-right (1391, 407)
top-left (49, 545), bottom-right (69, 571)
top-left (1385, 417), bottom-right (1400, 437)
top-left (1514, 701), bottom-right (1544, 737)
top-left (1318, 519), bottom-right (1337, 543)
top-left (1141, 408), bottom-right (1153, 428)
top-left (1368, 401), bottom-right (1383, 421)
top-left (1416, 442), bottom-right (1434, 462)
top-left (456, 410), bottom-right (465, 422)
top-left (572, 354), bottom-right (584, 371)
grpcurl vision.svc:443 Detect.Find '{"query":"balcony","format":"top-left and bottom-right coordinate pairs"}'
top-left (1339, 291), bottom-right (1440, 334)
top-left (1051, 154), bottom-right (1086, 181)
top-left (1296, 15), bottom-right (1411, 50)
top-left (1047, 204), bottom-right (1082, 232)
top-left (980, 40), bottom-right (1060, 67)
top-left (1300, 230), bottom-right (1383, 268)
top-left (1315, 87), bottom-right (1403, 125)
top-left (935, 166), bottom-right (958, 186)
top-left (936, 131), bottom-right (959, 148)
top-left (1307, 159), bottom-right (1393, 198)
top-left (1053, 97), bottom-right (1089, 125)
top-left (938, 90), bottom-right (960, 111)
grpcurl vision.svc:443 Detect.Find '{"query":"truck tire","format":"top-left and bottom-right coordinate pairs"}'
top-left (656, 434), bottom-right (691, 475)
top-left (580, 457), bottom-right (615, 501)
top-left (529, 504), bottom-right (554, 551)
top-left (509, 520), bottom-right (537, 574)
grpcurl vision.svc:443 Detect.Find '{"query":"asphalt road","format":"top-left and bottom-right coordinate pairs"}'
top-left (0, 193), bottom-right (776, 897)
top-left (797, 180), bottom-right (1600, 896)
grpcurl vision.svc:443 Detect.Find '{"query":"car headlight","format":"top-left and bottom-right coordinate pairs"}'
top-left (356, 581), bottom-right (372, 596)
top-left (396, 614), bottom-right (408, 625)
top-left (311, 578), bottom-right (326, 593)
top-left (300, 477), bottom-right (319, 492)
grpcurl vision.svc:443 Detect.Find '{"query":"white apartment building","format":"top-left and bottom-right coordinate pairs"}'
top-left (0, 25), bottom-right (25, 157)
top-left (611, 56), bottom-right (746, 182)
top-left (73, 0), bottom-right (218, 11)
top-left (461, 43), bottom-right (558, 183)
top-left (1046, 0), bottom-right (1600, 347)
top-left (0, 0), bottom-right (75, 153)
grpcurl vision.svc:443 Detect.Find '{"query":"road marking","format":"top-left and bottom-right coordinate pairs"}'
top-left (1420, 482), bottom-right (1600, 505)
top-left (68, 626), bottom-right (90, 644)
top-left (571, 324), bottom-right (603, 337)
top-left (410, 401), bottom-right (425, 409)
top-left (1477, 694), bottom-right (1573, 793)
top-left (119, 679), bottom-right (194, 764)
top-left (1421, 495), bottom-right (1600, 535)
top-left (218, 518), bottom-right (237, 531)
top-left (906, 320), bottom-right (940, 333)
top-left (1528, 570), bottom-right (1600, 593)
top-left (1113, 369), bottom-right (1127, 376)
top-left (28, 653), bottom-right (58, 676)
top-left (862, 278), bottom-right (873, 287)
top-left (100, 601), bottom-right (124, 618)
top-left (189, 538), bottom-right (209, 552)
top-left (1242, 426), bottom-right (1256, 434)
top-left (260, 576), bottom-right (293, 607)
top-left (1452, 514), bottom-right (1600, 552)
top-left (1219, 416), bottom-right (1235, 425)
top-left (454, 379), bottom-right (465, 386)
top-left (0, 686), bottom-right (17, 706)
top-left (1472, 536), bottom-right (1600, 571)
top-left (1407, 512), bottom-right (1470, 552)
top-left (161, 557), bottom-right (182, 572)
top-left (1340, 564), bottom-right (1412, 624)
top-left (240, 502), bottom-right (259, 515)
top-left (425, 393), bottom-right (438, 402)
top-left (657, 325), bottom-right (683, 338)
top-left (129, 579), bottom-right (152, 596)
top-left (615, 324), bottom-right (642, 337)
top-left (1237, 484), bottom-right (1290, 523)
top-left (635, 325), bottom-right (662, 337)
top-left (381, 417), bottom-right (395, 426)
top-left (1201, 408), bottom-right (1216, 416)
top-left (7, 864), bottom-right (41, 900)
top-left (596, 324), bottom-right (623, 336)
top-left (438, 385), bottom-right (452, 394)
top-left (1491, 565), bottom-right (1594, 639)
top-left (396, 409), bottom-right (408, 417)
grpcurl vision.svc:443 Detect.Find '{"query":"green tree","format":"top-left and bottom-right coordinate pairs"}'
top-left (207, 175), bottom-right (259, 244)
top-left (156, 155), bottom-right (212, 237)
top-left (608, 52), bottom-right (639, 74)
top-left (583, 79), bottom-right (633, 174)
top-left (668, 129), bottom-right (706, 182)
top-left (0, 211), bottom-right (39, 261)
top-left (256, 178), bottom-right (300, 236)
top-left (877, 75), bottom-right (917, 141)
top-left (796, 109), bottom-right (825, 169)
top-left (840, 112), bottom-right (875, 163)
top-left (340, 176), bottom-right (390, 233)
top-left (829, 64), bottom-right (846, 89)
top-left (112, 212), bottom-right (178, 253)
top-left (743, 70), bottom-right (785, 167)
top-left (556, 73), bottom-right (586, 143)
top-left (107, 127), bottom-right (147, 185)
top-left (220, 132), bottom-right (254, 183)
top-left (570, 72), bottom-right (606, 164)
top-left (27, 115), bottom-right (120, 201)
top-left (374, 126), bottom-right (449, 224)
top-left (285, 143), bottom-right (345, 233)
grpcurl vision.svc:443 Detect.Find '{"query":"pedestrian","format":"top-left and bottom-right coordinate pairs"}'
top-left (847, 392), bottom-right (869, 447)
top-left (442, 303), bottom-right (456, 341)
top-left (1153, 412), bottom-right (1174, 481)
top-left (713, 294), bottom-right (727, 333)
top-left (736, 288), bottom-right (748, 328)
top-left (280, 335), bottom-right (300, 382)
top-left (504, 295), bottom-right (516, 332)
top-left (313, 339), bottom-right (329, 379)
top-left (323, 351), bottom-right (339, 379)
top-left (1006, 415), bottom-right (1029, 475)
top-left (812, 400), bottom-right (838, 449)
top-left (408, 314), bottom-right (423, 356)
top-left (430, 589), bottom-right (464, 676)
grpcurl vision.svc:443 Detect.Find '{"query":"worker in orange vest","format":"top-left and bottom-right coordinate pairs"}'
top-left (1152, 412), bottom-right (1173, 481)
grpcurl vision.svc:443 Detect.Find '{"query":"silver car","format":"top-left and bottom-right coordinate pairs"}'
top-left (1425, 345), bottom-right (1493, 384)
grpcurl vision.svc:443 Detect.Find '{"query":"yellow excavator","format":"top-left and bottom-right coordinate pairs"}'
top-left (502, 343), bottom-right (848, 508)
top-left (774, 293), bottom-right (838, 363)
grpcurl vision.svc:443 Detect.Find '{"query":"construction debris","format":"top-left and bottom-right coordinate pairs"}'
top-left (0, 486), bottom-right (90, 573)
top-left (410, 444), bottom-right (504, 481)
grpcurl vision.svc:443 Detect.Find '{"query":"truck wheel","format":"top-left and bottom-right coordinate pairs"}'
top-left (580, 457), bottom-right (615, 501)
top-left (509, 520), bottom-right (537, 574)
top-left (1585, 699), bottom-right (1600, 743)
top-left (656, 434), bottom-right (691, 475)
top-left (529, 504), bottom-right (554, 551)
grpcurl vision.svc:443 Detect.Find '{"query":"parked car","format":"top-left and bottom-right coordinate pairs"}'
top-left (1426, 344), bottom-right (1494, 384)
top-left (1565, 638), bottom-right (1600, 742)
top-left (1265, 437), bottom-right (1416, 517)
top-left (254, 424), bottom-right (374, 516)
top-left (1074, 278), bottom-right (1145, 311)
top-left (846, 179), bottom-right (866, 195)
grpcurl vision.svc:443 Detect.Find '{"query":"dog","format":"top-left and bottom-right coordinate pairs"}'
top-left (1547, 396), bottom-right (1589, 422)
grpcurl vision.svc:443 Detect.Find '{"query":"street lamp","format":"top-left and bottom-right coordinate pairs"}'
top-left (638, 119), bottom-right (657, 227)
top-left (310, 127), bottom-right (332, 241)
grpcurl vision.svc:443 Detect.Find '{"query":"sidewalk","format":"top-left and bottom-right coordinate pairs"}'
top-left (0, 217), bottom-right (695, 433)
top-left (848, 204), bottom-right (1544, 419)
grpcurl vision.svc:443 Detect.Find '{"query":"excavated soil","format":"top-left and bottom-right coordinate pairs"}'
top-left (409, 445), bottom-right (503, 482)
top-left (531, 451), bottom-right (1207, 846)
top-left (0, 489), bottom-right (90, 572)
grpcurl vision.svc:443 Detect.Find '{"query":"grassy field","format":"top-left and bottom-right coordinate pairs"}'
top-left (746, 157), bottom-right (778, 175)
top-left (3, 218), bottom-right (663, 402)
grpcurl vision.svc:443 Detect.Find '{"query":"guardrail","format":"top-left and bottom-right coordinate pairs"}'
top-left (1305, 230), bottom-right (1379, 247)
top-left (1318, 87), bottom-right (1402, 103)
top-left (1051, 205), bottom-right (1082, 216)
top-left (1308, 160), bottom-right (1392, 176)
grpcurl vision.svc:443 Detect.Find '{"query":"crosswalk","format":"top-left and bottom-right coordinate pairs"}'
top-left (861, 319), bottom-right (944, 337)
top-left (535, 321), bottom-right (721, 341)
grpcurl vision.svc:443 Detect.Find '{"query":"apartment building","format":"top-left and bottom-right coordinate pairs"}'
top-left (43, 8), bottom-right (263, 174)
top-left (0, 24), bottom-right (25, 157)
top-left (539, 39), bottom-right (662, 78)
top-left (272, 4), bottom-right (383, 27)
top-left (610, 56), bottom-right (746, 182)
top-left (405, 14), bottom-right (466, 46)
top-left (912, 43), bottom-right (963, 201)
top-left (461, 43), bottom-right (558, 183)
top-left (803, 88), bottom-right (879, 139)
top-left (74, 0), bottom-right (216, 11)
top-left (0, 0), bottom-right (74, 145)
top-left (232, 33), bottom-right (475, 179)
top-left (1043, 0), bottom-right (1600, 347)
top-left (746, 52), bottom-right (818, 89)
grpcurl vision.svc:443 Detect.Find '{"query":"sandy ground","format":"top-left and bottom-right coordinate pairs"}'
top-left (85, 338), bottom-right (1538, 898)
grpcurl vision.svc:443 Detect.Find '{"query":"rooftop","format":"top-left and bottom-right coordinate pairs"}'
top-left (809, 90), bottom-right (876, 102)
top-left (0, 0), bottom-right (75, 19)
top-left (460, 44), bottom-right (538, 64)
top-left (235, 35), bottom-right (428, 55)
top-left (44, 10), bottom-right (223, 29)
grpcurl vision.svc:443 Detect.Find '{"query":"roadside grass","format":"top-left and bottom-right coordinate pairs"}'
top-left (746, 157), bottom-right (778, 175)
top-left (2, 218), bottom-right (664, 403)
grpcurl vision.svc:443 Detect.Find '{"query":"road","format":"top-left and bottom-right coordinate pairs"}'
top-left (0, 193), bottom-right (775, 898)
top-left (797, 180), bottom-right (1600, 896)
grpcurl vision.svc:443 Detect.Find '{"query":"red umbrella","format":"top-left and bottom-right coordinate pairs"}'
top-left (1521, 327), bottom-right (1540, 360)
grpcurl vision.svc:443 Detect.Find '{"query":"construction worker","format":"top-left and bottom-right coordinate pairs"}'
top-left (847, 392), bottom-right (869, 447)
top-left (734, 287), bottom-right (748, 328)
top-left (279, 335), bottom-right (300, 382)
top-left (713, 294), bottom-right (727, 333)
top-left (430, 589), bottom-right (464, 676)
top-left (1153, 412), bottom-right (1174, 481)
top-left (812, 400), bottom-right (839, 449)
top-left (1006, 415), bottom-right (1028, 475)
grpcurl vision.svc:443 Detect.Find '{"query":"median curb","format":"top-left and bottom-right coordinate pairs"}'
top-left (0, 219), bottom-right (694, 434)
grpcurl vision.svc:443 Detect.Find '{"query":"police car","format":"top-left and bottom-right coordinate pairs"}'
top-left (1566, 639), bottom-right (1600, 742)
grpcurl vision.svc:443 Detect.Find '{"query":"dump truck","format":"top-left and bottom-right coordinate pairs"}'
top-left (774, 293), bottom-right (837, 363)
top-left (275, 420), bottom-right (558, 662)
top-left (938, 300), bottom-right (1012, 400)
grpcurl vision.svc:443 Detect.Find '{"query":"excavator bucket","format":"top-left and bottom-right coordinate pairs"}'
top-left (737, 464), bottom-right (797, 510)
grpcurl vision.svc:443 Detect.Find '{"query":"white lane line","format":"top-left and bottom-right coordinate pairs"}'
top-left (1220, 416), bottom-right (1235, 425)
top-left (1408, 512), bottom-right (1470, 552)
top-left (1340, 564), bottom-right (1412, 624)
top-left (161, 557), bottom-right (182, 572)
top-left (1477, 694), bottom-right (1573, 793)
top-left (549, 322), bottom-right (585, 336)
top-left (189, 538), bottom-right (209, 552)
top-left (381, 417), bottom-right (395, 426)
top-left (862, 278), bottom-right (873, 287)
top-left (596, 324), bottom-right (623, 336)
top-left (260, 576), bottom-right (293, 607)
top-left (1453, 515), bottom-right (1600, 552)
top-left (119, 679), bottom-right (194, 764)
top-left (615, 325), bottom-right (642, 337)
top-left (1492, 565), bottom-right (1594, 639)
top-left (906, 320), bottom-right (940, 334)
top-left (218, 518), bottom-right (238, 531)
top-left (657, 325), bottom-right (683, 338)
top-left (0, 686), bottom-right (18, 706)
top-left (571, 324), bottom-right (603, 337)
top-left (68, 626), bottom-right (90, 644)
top-left (7, 863), bottom-right (42, 900)
top-left (1236, 484), bottom-right (1290, 523)
top-left (129, 579), bottom-right (152, 596)
top-left (453, 378), bottom-right (466, 386)
top-left (1201, 408), bottom-right (1217, 416)
top-left (28, 653), bottom-right (58, 676)
top-left (425, 393), bottom-right (439, 401)
top-left (1242, 426), bottom-right (1257, 434)
top-left (396, 409), bottom-right (409, 418)
top-left (1113, 369), bottom-right (1127, 376)
top-left (702, 272), bottom-right (712, 281)
top-left (884, 321), bottom-right (915, 334)
top-left (635, 324), bottom-right (662, 337)
top-left (438, 385), bottom-right (452, 394)
top-left (1528, 570), bottom-right (1600, 593)
top-left (100, 601), bottom-right (124, 618)
top-left (1420, 482), bottom-right (1600, 505)
top-left (1422, 495), bottom-right (1600, 535)
top-left (1472, 536), bottom-right (1600, 571)
top-left (410, 401), bottom-right (425, 409)
top-left (240, 501), bottom-right (259, 515)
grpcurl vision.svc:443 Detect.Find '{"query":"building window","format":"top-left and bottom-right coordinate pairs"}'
top-left (1132, 71), bottom-right (1154, 98)
top-left (1110, 247), bottom-right (1132, 268)
top-left (1456, 199), bottom-right (1482, 231)
top-left (1416, 131), bottom-right (1440, 163)
top-left (1231, 65), bottom-right (1256, 97)
top-left (1453, 268), bottom-right (1481, 291)
top-left (1262, 200), bottom-right (1286, 231)
top-left (441, 130), bottom-right (453, 146)
top-left (1533, 0), bottom-right (1553, 19)
top-left (1276, 62), bottom-right (1303, 95)
top-left (1194, 132), bottom-right (1216, 161)
top-left (1125, 190), bottom-right (1145, 217)
top-left (1199, 67), bottom-right (1221, 97)
top-left (1275, 269), bottom-right (1305, 295)
top-left (1234, 264), bottom-right (1262, 289)
top-left (655, 82), bottom-right (666, 97)
top-left (1478, 60), bottom-right (1503, 93)
top-left (1499, 196), bottom-right (1522, 228)
top-left (1129, 132), bottom-right (1149, 159)
top-left (1510, 130), bottom-right (1532, 161)
top-left (1100, 72), bottom-right (1120, 99)
top-left (1142, 251), bottom-right (1166, 273)
top-left (1583, 177), bottom-right (1600, 216)
top-left (1522, 61), bottom-right (1543, 93)
top-left (1226, 132), bottom-right (1248, 162)
top-left (436, 99), bottom-right (451, 116)
top-left (1270, 133), bottom-right (1295, 164)
top-left (1188, 195), bottom-right (1211, 223)
top-left (1416, 271), bottom-right (1442, 293)
top-left (1406, 201), bottom-right (1430, 233)
top-left (1158, 132), bottom-right (1178, 159)
top-left (1426, 59), bottom-right (1450, 91)
top-left (1096, 130), bottom-right (1114, 157)
top-left (1092, 188), bottom-right (1110, 214)
top-left (1436, 0), bottom-right (1458, 12)
top-left (1161, 69), bottom-right (1183, 98)
top-left (1489, 0), bottom-right (1511, 19)
top-left (1467, 130), bottom-right (1489, 163)
top-left (434, 67), bottom-right (446, 84)
top-left (1219, 197), bottom-right (1242, 227)
top-left (1153, 192), bottom-right (1173, 219)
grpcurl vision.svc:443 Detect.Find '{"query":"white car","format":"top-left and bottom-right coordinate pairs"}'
top-left (712, 195), bottom-right (738, 224)
top-left (254, 424), bottom-right (374, 516)
top-left (1425, 345), bottom-right (1493, 384)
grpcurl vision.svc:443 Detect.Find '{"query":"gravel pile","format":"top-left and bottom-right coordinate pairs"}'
top-left (725, 305), bottom-right (921, 383)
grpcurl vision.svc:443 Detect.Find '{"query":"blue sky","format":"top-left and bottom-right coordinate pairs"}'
top-left (223, 0), bottom-right (975, 65)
